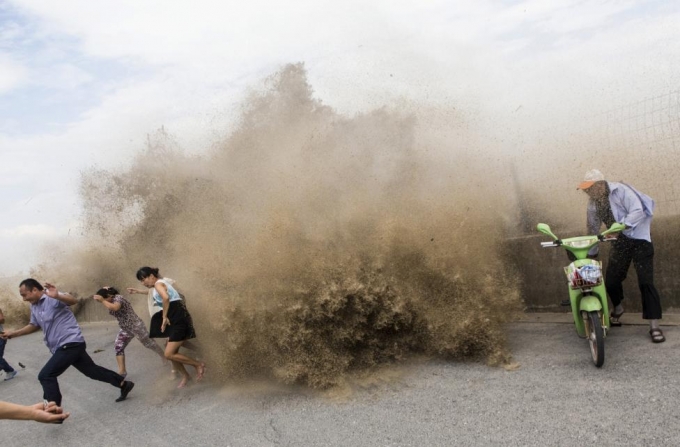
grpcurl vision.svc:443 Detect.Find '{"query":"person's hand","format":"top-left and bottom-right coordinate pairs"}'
top-left (126, 287), bottom-right (143, 295)
top-left (0, 330), bottom-right (13, 340)
top-left (161, 317), bottom-right (170, 333)
top-left (93, 295), bottom-right (104, 302)
top-left (31, 401), bottom-right (70, 423)
top-left (44, 283), bottom-right (59, 299)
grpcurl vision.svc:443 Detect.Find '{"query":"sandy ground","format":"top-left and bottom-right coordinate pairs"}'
top-left (1, 317), bottom-right (679, 446)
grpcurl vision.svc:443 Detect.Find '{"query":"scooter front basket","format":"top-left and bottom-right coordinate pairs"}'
top-left (564, 261), bottom-right (603, 289)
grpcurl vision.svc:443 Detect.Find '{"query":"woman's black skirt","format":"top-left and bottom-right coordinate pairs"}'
top-left (149, 300), bottom-right (196, 342)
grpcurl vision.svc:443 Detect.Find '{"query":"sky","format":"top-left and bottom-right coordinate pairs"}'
top-left (1, 0), bottom-right (679, 276)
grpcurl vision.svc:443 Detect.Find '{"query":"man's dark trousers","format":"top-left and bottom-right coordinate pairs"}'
top-left (0, 338), bottom-right (16, 373)
top-left (38, 342), bottom-right (124, 405)
top-left (605, 234), bottom-right (662, 320)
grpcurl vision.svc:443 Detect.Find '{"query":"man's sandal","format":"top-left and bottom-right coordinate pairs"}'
top-left (649, 328), bottom-right (666, 343)
top-left (610, 310), bottom-right (624, 327)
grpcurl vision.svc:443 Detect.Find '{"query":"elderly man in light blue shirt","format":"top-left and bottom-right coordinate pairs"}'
top-left (578, 169), bottom-right (664, 343)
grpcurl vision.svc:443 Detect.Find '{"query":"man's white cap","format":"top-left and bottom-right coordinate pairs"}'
top-left (577, 169), bottom-right (605, 190)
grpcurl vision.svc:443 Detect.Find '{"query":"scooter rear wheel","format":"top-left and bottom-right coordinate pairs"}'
top-left (584, 311), bottom-right (605, 367)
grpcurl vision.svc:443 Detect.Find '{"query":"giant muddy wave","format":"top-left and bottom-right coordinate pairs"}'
top-left (18, 63), bottom-right (522, 388)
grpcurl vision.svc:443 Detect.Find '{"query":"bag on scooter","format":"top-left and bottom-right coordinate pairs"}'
top-left (564, 262), bottom-right (602, 288)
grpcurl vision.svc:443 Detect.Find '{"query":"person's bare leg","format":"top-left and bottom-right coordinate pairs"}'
top-left (167, 343), bottom-right (189, 388)
top-left (164, 339), bottom-right (176, 375)
top-left (115, 355), bottom-right (126, 377)
top-left (173, 362), bottom-right (190, 388)
top-left (165, 341), bottom-right (205, 382)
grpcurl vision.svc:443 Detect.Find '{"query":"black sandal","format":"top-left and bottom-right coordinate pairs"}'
top-left (649, 328), bottom-right (666, 343)
top-left (610, 310), bottom-right (624, 327)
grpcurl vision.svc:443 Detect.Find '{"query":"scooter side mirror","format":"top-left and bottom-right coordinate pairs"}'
top-left (602, 222), bottom-right (626, 236)
top-left (536, 223), bottom-right (558, 240)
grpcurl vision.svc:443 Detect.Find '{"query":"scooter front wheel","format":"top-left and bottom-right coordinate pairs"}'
top-left (583, 311), bottom-right (605, 367)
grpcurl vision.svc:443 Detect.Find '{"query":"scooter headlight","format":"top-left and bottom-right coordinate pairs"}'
top-left (565, 238), bottom-right (596, 248)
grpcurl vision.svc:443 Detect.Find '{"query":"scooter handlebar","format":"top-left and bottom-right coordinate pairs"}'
top-left (540, 236), bottom-right (617, 248)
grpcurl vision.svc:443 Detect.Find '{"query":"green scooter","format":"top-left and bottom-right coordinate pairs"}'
top-left (536, 222), bottom-right (626, 367)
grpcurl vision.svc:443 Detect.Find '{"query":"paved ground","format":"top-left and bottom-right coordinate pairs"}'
top-left (1, 316), bottom-right (679, 446)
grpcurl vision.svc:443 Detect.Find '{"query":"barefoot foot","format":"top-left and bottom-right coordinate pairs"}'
top-left (196, 363), bottom-right (206, 382)
top-left (177, 376), bottom-right (191, 389)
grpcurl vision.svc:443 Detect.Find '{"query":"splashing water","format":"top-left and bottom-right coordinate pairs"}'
top-left (26, 63), bottom-right (522, 388)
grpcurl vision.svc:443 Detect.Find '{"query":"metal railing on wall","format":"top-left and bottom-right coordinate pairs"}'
top-left (591, 90), bottom-right (680, 216)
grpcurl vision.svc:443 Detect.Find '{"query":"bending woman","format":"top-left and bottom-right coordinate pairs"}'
top-left (136, 267), bottom-right (205, 388)
top-left (93, 287), bottom-right (166, 377)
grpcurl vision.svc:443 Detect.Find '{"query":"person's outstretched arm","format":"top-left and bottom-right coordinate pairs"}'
top-left (93, 295), bottom-right (122, 312)
top-left (0, 323), bottom-right (40, 340)
top-left (126, 287), bottom-right (148, 295)
top-left (0, 400), bottom-right (70, 423)
top-left (44, 283), bottom-right (78, 306)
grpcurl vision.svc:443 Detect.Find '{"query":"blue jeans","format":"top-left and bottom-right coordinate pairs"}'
top-left (0, 338), bottom-right (16, 373)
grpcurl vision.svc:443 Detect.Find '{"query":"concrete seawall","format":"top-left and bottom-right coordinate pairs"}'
top-left (73, 216), bottom-right (680, 322)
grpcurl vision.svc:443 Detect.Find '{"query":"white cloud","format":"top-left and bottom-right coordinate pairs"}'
top-left (0, 223), bottom-right (60, 237)
top-left (0, 19), bottom-right (24, 41)
top-left (8, 0), bottom-right (678, 117)
top-left (39, 63), bottom-right (94, 90)
top-left (0, 52), bottom-right (27, 93)
top-left (12, 0), bottom-right (379, 68)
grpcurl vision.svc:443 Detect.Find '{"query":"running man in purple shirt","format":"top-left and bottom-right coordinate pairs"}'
top-left (0, 279), bottom-right (135, 408)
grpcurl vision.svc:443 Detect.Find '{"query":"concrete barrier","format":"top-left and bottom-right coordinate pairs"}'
top-left (73, 216), bottom-right (680, 322)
